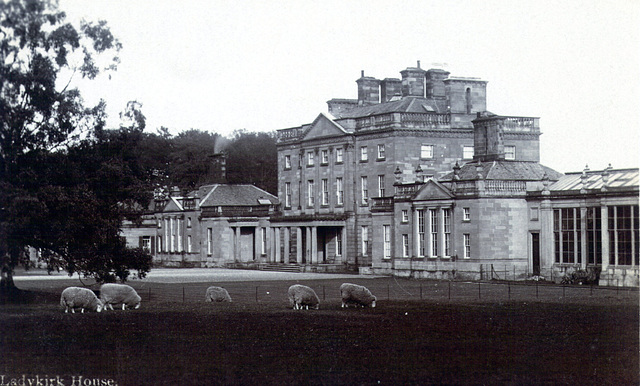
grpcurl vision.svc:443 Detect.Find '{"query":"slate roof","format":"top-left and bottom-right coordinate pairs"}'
top-left (441, 160), bottom-right (563, 182)
top-left (548, 168), bottom-right (639, 192)
top-left (335, 96), bottom-right (444, 119)
top-left (197, 184), bottom-right (279, 207)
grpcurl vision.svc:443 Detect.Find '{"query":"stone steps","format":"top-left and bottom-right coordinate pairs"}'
top-left (260, 263), bottom-right (303, 273)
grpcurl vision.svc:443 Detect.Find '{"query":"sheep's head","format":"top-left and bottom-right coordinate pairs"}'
top-left (371, 296), bottom-right (377, 308)
top-left (96, 300), bottom-right (104, 313)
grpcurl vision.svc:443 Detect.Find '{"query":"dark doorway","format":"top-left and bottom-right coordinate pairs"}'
top-left (531, 232), bottom-right (540, 276)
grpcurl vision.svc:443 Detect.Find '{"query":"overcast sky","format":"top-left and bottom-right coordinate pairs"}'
top-left (58, 0), bottom-right (639, 173)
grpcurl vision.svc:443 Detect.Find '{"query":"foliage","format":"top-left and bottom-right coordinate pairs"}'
top-left (0, 0), bottom-right (151, 286)
top-left (225, 129), bottom-right (277, 194)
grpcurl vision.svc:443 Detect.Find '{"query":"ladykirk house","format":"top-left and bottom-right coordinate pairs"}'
top-left (123, 62), bottom-right (639, 287)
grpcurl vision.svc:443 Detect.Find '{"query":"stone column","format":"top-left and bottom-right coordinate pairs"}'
top-left (234, 227), bottom-right (241, 262)
top-left (439, 207), bottom-right (446, 257)
top-left (283, 227), bottom-right (290, 263)
top-left (311, 226), bottom-right (318, 264)
top-left (306, 227), bottom-right (312, 264)
top-left (413, 208), bottom-right (420, 257)
top-left (426, 208), bottom-right (433, 257)
top-left (601, 204), bottom-right (609, 270)
top-left (274, 227), bottom-right (281, 263)
top-left (341, 226), bottom-right (347, 263)
top-left (296, 227), bottom-right (303, 264)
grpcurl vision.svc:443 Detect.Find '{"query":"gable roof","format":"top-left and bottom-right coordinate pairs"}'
top-left (199, 184), bottom-right (279, 207)
top-left (413, 179), bottom-right (454, 201)
top-left (163, 197), bottom-right (184, 212)
top-left (300, 113), bottom-right (348, 141)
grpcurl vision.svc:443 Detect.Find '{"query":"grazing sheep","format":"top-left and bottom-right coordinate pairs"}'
top-left (288, 284), bottom-right (320, 310)
top-left (340, 283), bottom-right (377, 308)
top-left (99, 283), bottom-right (141, 311)
top-left (205, 286), bottom-right (232, 302)
top-left (60, 287), bottom-right (103, 313)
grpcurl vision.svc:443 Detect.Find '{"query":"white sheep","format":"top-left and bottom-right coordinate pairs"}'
top-left (340, 283), bottom-right (377, 308)
top-left (288, 284), bottom-right (320, 310)
top-left (60, 287), bottom-right (103, 313)
top-left (205, 286), bottom-right (232, 302)
top-left (99, 283), bottom-right (141, 311)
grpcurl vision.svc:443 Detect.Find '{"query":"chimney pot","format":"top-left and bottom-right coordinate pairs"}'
top-left (417, 60), bottom-right (421, 68)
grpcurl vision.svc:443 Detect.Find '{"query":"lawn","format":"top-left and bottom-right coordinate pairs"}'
top-left (0, 280), bottom-right (637, 385)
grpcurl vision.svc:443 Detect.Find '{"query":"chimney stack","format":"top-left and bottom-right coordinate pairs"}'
top-left (356, 71), bottom-right (381, 105)
top-left (400, 62), bottom-right (426, 98)
top-left (472, 112), bottom-right (506, 162)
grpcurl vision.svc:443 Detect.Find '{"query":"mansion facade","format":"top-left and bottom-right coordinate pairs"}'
top-left (123, 63), bottom-right (639, 286)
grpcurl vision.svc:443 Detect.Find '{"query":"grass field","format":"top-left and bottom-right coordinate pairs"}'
top-left (1, 275), bottom-right (638, 385)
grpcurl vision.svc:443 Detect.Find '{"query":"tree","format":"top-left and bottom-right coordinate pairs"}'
top-left (225, 130), bottom-right (277, 194)
top-left (168, 129), bottom-right (223, 189)
top-left (0, 0), bottom-right (151, 288)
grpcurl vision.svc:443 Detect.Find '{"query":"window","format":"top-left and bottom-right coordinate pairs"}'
top-left (530, 207), bottom-right (539, 221)
top-left (586, 207), bottom-right (602, 265)
top-left (378, 175), bottom-right (385, 197)
top-left (141, 236), bottom-right (151, 252)
top-left (307, 180), bottom-right (315, 207)
top-left (307, 151), bottom-right (315, 166)
top-left (360, 146), bottom-right (368, 162)
top-left (361, 226), bottom-right (369, 256)
top-left (336, 177), bottom-right (344, 205)
top-left (554, 208), bottom-right (581, 264)
top-left (505, 145), bottom-right (516, 160)
top-left (284, 182), bottom-right (291, 208)
top-left (421, 144), bottom-right (434, 159)
top-left (261, 228), bottom-right (267, 255)
top-left (187, 235), bottom-right (192, 253)
top-left (336, 231), bottom-right (342, 256)
top-left (430, 209), bottom-right (439, 257)
top-left (383, 225), bottom-right (391, 259)
top-left (284, 154), bottom-right (291, 169)
top-left (402, 234), bottom-right (409, 257)
top-left (463, 207), bottom-right (470, 221)
top-left (157, 236), bottom-right (162, 253)
top-left (443, 209), bottom-right (451, 257)
top-left (321, 149), bottom-right (329, 165)
top-left (207, 228), bottom-right (213, 255)
top-left (418, 209), bottom-right (425, 257)
top-left (187, 217), bottom-right (192, 228)
top-left (321, 179), bottom-right (329, 206)
top-left (465, 87), bottom-right (472, 114)
top-left (463, 234), bottom-right (471, 259)
top-left (336, 148), bottom-right (343, 163)
top-left (377, 144), bottom-right (385, 160)
top-left (608, 205), bottom-right (639, 266)
top-left (402, 210), bottom-right (409, 223)
top-left (158, 220), bottom-right (162, 228)
top-left (463, 146), bottom-right (474, 160)
top-left (361, 176), bottom-right (368, 204)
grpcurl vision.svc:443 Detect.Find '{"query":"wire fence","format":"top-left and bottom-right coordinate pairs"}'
top-left (125, 278), bottom-right (639, 307)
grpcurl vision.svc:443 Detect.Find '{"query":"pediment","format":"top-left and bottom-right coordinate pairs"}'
top-left (163, 197), bottom-right (184, 212)
top-left (301, 113), bottom-right (347, 141)
top-left (413, 179), bottom-right (454, 201)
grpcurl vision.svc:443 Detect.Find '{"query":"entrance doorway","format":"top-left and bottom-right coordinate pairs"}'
top-left (531, 232), bottom-right (540, 276)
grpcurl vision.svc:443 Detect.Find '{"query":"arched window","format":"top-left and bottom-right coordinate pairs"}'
top-left (466, 88), bottom-right (472, 114)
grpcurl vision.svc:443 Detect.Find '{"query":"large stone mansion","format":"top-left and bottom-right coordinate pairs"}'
top-left (123, 62), bottom-right (639, 286)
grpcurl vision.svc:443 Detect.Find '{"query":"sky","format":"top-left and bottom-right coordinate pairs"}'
top-left (58, 0), bottom-right (639, 173)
